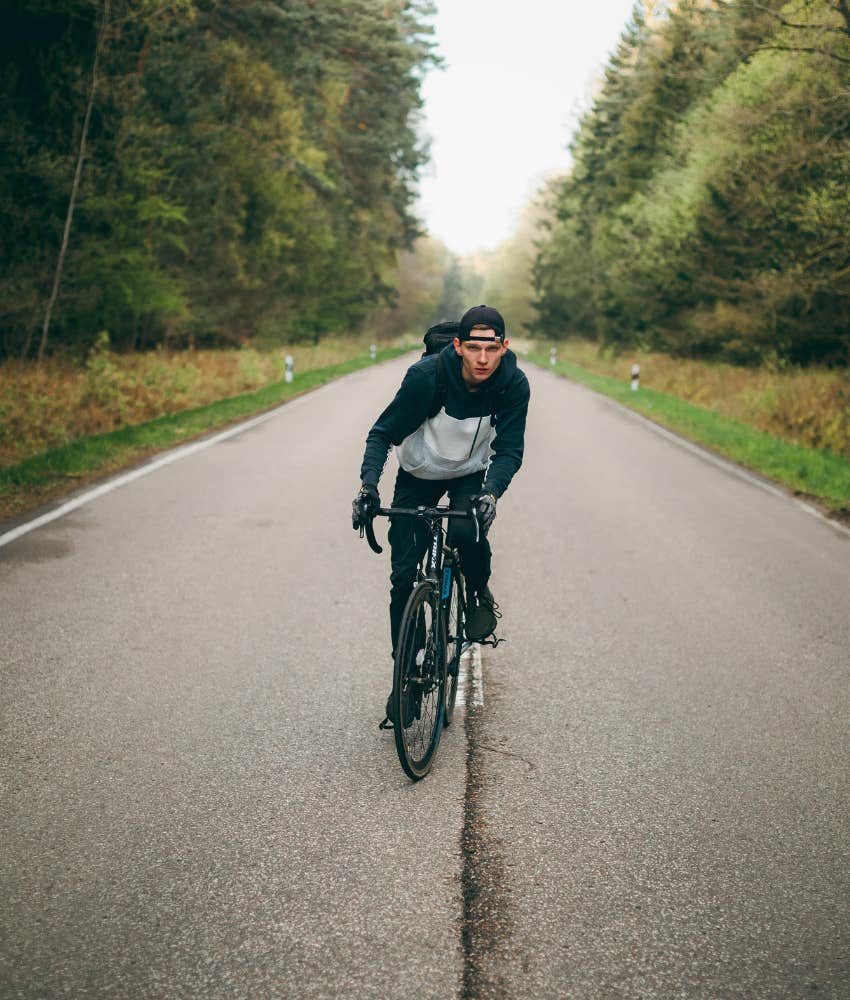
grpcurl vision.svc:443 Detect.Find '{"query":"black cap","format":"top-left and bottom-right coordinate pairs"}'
top-left (458, 305), bottom-right (506, 341)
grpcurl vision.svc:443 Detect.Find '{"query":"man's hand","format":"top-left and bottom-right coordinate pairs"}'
top-left (472, 492), bottom-right (497, 534)
top-left (352, 483), bottom-right (380, 530)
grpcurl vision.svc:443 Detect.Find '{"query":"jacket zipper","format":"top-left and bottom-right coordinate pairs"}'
top-left (467, 415), bottom-right (484, 458)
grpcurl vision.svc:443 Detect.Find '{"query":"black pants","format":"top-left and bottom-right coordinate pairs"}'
top-left (388, 468), bottom-right (491, 655)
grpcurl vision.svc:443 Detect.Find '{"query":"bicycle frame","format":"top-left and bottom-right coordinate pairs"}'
top-left (365, 504), bottom-right (474, 628)
top-left (440, 546), bottom-right (473, 670)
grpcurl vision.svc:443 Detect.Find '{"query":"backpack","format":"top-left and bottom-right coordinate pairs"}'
top-left (422, 321), bottom-right (457, 416)
top-left (422, 320), bottom-right (459, 358)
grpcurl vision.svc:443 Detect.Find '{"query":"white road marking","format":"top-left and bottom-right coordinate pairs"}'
top-left (471, 643), bottom-right (484, 706)
top-left (0, 379), bottom-right (344, 550)
top-left (455, 643), bottom-right (484, 708)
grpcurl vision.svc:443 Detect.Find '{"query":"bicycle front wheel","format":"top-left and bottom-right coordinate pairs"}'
top-left (392, 580), bottom-right (446, 780)
top-left (442, 566), bottom-right (465, 729)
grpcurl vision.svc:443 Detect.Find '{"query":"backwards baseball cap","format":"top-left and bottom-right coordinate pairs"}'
top-left (458, 304), bottom-right (506, 341)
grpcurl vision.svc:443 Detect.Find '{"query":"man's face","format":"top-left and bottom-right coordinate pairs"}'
top-left (454, 330), bottom-right (509, 386)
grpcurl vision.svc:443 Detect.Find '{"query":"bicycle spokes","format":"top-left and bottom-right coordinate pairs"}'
top-left (393, 582), bottom-right (446, 779)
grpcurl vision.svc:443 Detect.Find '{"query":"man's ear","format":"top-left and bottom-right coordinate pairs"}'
top-left (453, 337), bottom-right (463, 355)
top-left (501, 338), bottom-right (510, 353)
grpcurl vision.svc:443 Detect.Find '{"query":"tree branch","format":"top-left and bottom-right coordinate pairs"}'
top-left (38, 0), bottom-right (111, 365)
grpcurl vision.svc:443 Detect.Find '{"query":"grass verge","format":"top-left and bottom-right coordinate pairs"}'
top-left (530, 353), bottom-right (850, 521)
top-left (0, 347), bottom-right (408, 523)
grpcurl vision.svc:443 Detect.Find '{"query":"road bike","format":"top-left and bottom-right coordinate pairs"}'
top-left (361, 505), bottom-right (475, 780)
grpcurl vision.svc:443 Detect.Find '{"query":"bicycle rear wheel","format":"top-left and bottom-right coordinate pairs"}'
top-left (392, 580), bottom-right (446, 780)
top-left (442, 564), bottom-right (465, 729)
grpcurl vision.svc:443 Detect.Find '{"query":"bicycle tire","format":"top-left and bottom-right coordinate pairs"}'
top-left (442, 564), bottom-right (464, 729)
top-left (392, 580), bottom-right (446, 780)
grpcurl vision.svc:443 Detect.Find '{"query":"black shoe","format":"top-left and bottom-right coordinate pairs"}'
top-left (466, 587), bottom-right (500, 641)
top-left (381, 679), bottom-right (419, 729)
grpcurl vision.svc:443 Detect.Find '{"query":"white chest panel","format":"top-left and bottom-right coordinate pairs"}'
top-left (396, 409), bottom-right (494, 480)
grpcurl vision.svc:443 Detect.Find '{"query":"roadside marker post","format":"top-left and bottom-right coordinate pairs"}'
top-left (631, 363), bottom-right (640, 391)
top-left (285, 355), bottom-right (294, 384)
top-left (550, 347), bottom-right (557, 367)
top-left (370, 344), bottom-right (377, 361)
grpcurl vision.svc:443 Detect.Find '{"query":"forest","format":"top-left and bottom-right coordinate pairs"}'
top-left (0, 0), bottom-right (437, 361)
top-left (4, 0), bottom-right (849, 372)
top-left (532, 0), bottom-right (850, 367)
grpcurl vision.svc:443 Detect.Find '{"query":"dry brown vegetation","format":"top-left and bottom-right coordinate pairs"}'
top-left (5, 337), bottom-right (848, 475)
top-left (540, 340), bottom-right (850, 459)
top-left (0, 339), bottom-right (378, 469)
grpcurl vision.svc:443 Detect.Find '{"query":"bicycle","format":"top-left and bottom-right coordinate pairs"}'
top-left (361, 504), bottom-right (476, 780)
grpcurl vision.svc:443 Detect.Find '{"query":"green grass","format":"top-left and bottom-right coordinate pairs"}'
top-left (530, 353), bottom-right (850, 514)
top-left (0, 347), bottom-right (408, 515)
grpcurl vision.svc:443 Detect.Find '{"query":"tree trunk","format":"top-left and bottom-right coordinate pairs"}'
top-left (37, 0), bottom-right (111, 366)
top-left (19, 299), bottom-right (43, 367)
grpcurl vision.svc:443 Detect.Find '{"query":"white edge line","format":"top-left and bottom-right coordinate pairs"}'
top-left (540, 365), bottom-right (850, 541)
top-left (0, 363), bottom-right (387, 550)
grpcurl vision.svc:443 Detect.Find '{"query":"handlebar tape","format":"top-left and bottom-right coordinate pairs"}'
top-left (364, 517), bottom-right (382, 554)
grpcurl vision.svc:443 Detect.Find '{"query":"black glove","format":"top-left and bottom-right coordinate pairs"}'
top-left (352, 483), bottom-right (380, 530)
top-left (472, 492), bottom-right (497, 534)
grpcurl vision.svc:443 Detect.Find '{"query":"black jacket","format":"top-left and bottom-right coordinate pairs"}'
top-left (360, 344), bottom-right (530, 498)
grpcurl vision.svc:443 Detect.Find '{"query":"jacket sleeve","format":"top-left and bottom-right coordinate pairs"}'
top-left (482, 374), bottom-right (530, 498)
top-left (359, 364), bottom-right (434, 488)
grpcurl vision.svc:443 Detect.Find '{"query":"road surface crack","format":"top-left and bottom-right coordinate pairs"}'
top-left (460, 657), bottom-right (513, 999)
top-left (478, 744), bottom-right (536, 772)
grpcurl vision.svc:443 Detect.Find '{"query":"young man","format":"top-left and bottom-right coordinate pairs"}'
top-left (352, 305), bottom-right (531, 697)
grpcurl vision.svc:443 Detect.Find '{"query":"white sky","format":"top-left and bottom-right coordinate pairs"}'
top-left (416, 0), bottom-right (638, 255)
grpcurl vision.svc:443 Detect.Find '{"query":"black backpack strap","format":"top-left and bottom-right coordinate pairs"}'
top-left (429, 352), bottom-right (448, 418)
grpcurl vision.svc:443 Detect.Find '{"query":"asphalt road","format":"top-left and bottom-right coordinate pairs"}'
top-left (1, 354), bottom-right (848, 999)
